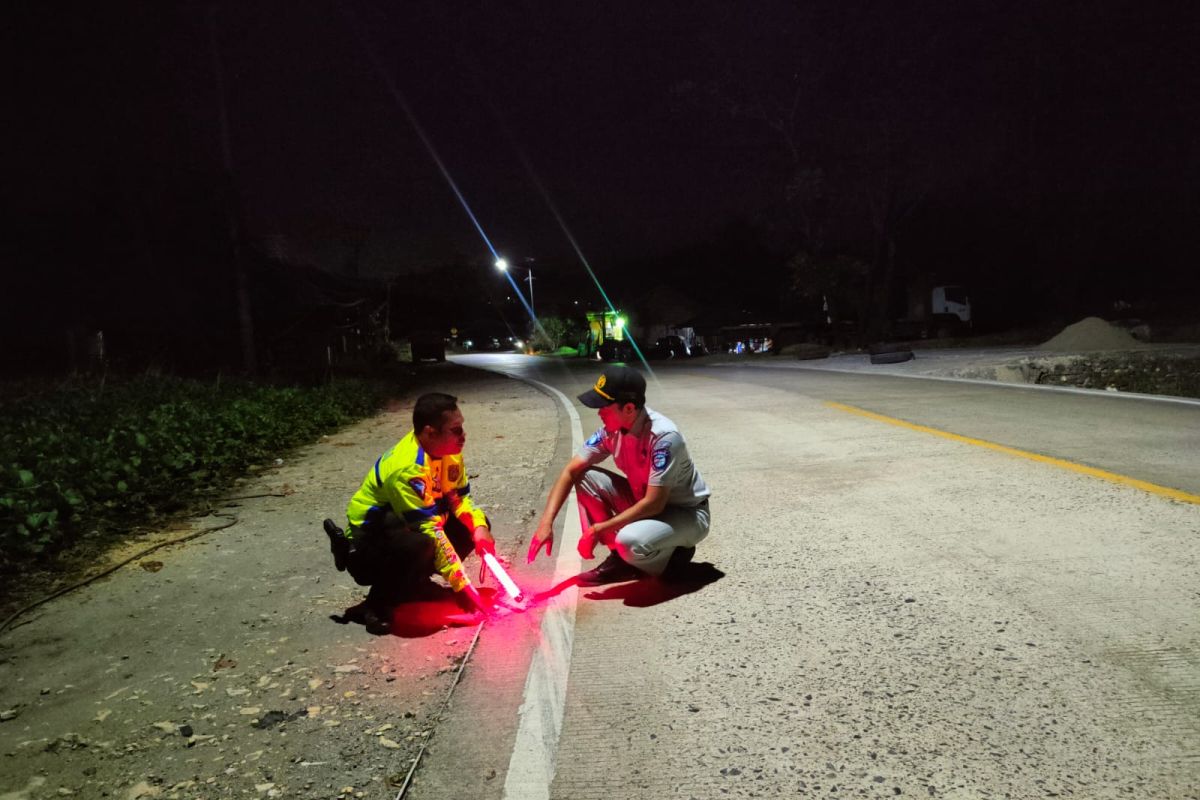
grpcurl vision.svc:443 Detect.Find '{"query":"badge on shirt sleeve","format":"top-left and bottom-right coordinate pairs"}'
top-left (652, 446), bottom-right (671, 471)
top-left (409, 477), bottom-right (426, 497)
top-left (586, 431), bottom-right (603, 448)
top-left (447, 464), bottom-right (461, 483)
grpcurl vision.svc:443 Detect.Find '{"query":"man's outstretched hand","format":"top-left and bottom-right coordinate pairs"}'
top-left (526, 522), bottom-right (554, 563)
top-left (443, 583), bottom-right (489, 625)
top-left (577, 529), bottom-right (596, 560)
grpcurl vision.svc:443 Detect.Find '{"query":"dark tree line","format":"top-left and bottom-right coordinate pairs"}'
top-left (669, 0), bottom-right (1200, 335)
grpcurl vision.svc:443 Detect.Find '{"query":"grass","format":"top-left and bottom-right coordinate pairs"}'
top-left (0, 373), bottom-right (397, 573)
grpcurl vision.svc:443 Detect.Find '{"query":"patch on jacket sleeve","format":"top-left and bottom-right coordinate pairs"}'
top-left (586, 431), bottom-right (603, 448)
top-left (409, 477), bottom-right (426, 497)
top-left (447, 464), bottom-right (461, 483)
top-left (652, 446), bottom-right (671, 471)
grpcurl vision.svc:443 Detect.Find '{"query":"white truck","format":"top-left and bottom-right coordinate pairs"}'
top-left (895, 284), bottom-right (972, 339)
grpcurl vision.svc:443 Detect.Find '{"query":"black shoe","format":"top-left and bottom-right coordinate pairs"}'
top-left (661, 546), bottom-right (696, 583)
top-left (578, 552), bottom-right (642, 586)
top-left (343, 600), bottom-right (370, 624)
top-left (324, 519), bottom-right (349, 572)
top-left (342, 599), bottom-right (392, 634)
top-left (362, 604), bottom-right (392, 635)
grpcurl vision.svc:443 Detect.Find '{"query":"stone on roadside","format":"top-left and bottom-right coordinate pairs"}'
top-left (126, 782), bottom-right (161, 799)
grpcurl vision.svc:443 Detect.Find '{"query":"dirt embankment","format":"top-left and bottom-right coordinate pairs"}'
top-left (947, 317), bottom-right (1200, 398)
top-left (951, 352), bottom-right (1200, 397)
top-left (777, 316), bottom-right (1200, 400)
top-left (1036, 316), bottom-right (1149, 352)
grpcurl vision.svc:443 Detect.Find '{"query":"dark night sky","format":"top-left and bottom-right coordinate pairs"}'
top-left (6, 0), bottom-right (1200, 327)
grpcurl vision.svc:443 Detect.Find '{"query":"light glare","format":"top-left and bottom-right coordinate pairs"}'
top-left (483, 552), bottom-right (523, 600)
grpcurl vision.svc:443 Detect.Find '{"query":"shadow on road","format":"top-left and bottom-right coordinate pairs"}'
top-left (384, 598), bottom-right (482, 637)
top-left (330, 585), bottom-right (489, 638)
top-left (330, 562), bottom-right (727, 637)
top-left (582, 562), bottom-right (725, 607)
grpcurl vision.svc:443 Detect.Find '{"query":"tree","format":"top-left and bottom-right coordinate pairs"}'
top-left (530, 316), bottom-right (583, 352)
top-left (787, 250), bottom-right (870, 332)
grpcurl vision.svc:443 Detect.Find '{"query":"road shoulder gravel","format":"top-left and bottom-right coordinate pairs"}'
top-left (0, 365), bottom-right (556, 800)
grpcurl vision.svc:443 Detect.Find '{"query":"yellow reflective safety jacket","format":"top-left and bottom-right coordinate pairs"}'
top-left (344, 431), bottom-right (487, 592)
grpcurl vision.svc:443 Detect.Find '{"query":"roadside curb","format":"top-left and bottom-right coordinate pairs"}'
top-left (707, 360), bottom-right (1200, 407)
top-left (451, 359), bottom-right (586, 800)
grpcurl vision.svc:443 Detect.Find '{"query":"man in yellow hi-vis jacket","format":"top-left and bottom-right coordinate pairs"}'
top-left (323, 392), bottom-right (495, 634)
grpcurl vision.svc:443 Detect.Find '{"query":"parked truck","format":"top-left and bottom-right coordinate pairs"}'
top-left (894, 283), bottom-right (972, 339)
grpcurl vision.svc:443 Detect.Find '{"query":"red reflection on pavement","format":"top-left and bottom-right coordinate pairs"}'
top-left (382, 588), bottom-right (486, 637)
top-left (523, 575), bottom-right (584, 608)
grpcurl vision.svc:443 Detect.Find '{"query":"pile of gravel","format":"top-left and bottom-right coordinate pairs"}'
top-left (1038, 317), bottom-right (1147, 352)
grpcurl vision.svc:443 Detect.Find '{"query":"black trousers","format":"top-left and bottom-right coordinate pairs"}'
top-left (347, 510), bottom-right (475, 606)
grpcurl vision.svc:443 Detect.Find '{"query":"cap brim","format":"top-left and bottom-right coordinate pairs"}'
top-left (577, 389), bottom-right (612, 409)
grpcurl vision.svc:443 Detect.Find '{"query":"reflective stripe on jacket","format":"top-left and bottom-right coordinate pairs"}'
top-left (345, 431), bottom-right (486, 590)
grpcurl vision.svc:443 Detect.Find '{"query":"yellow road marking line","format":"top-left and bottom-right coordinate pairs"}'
top-left (826, 401), bottom-right (1200, 506)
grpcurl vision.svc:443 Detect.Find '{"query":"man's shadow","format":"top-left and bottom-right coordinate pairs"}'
top-left (584, 562), bottom-right (724, 606)
top-left (330, 584), bottom-right (489, 638)
top-left (332, 563), bottom-right (726, 635)
top-left (534, 562), bottom-right (724, 608)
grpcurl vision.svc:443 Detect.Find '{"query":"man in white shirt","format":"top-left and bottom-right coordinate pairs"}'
top-left (527, 366), bottom-right (711, 585)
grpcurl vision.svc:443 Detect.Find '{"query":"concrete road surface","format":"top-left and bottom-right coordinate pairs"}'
top-left (411, 354), bottom-right (1200, 800)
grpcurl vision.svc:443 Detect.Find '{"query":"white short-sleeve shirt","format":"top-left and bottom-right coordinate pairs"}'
top-left (579, 406), bottom-right (710, 507)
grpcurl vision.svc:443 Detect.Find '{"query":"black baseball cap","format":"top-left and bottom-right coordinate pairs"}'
top-left (577, 366), bottom-right (646, 408)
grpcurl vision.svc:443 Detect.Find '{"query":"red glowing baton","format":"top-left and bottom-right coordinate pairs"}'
top-left (482, 552), bottom-right (524, 601)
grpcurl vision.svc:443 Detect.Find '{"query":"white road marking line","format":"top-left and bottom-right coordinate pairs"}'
top-left (503, 379), bottom-right (585, 800)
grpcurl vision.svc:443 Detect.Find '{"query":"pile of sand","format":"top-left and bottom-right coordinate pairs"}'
top-left (1039, 317), bottom-right (1146, 351)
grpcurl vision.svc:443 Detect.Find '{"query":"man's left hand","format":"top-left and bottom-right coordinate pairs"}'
top-left (577, 528), bottom-right (597, 560)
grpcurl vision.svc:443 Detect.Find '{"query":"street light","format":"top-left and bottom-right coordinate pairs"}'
top-left (495, 257), bottom-right (534, 316)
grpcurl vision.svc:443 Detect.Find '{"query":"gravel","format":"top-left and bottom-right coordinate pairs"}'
top-left (0, 364), bottom-right (556, 800)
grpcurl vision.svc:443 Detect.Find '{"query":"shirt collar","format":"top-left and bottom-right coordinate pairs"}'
top-left (623, 407), bottom-right (650, 436)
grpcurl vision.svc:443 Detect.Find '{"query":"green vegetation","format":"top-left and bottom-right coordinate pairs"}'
top-left (531, 316), bottom-right (586, 352)
top-left (0, 376), bottom-right (392, 570)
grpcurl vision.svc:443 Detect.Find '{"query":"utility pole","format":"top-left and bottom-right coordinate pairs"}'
top-left (208, 5), bottom-right (257, 374)
top-left (525, 267), bottom-right (535, 318)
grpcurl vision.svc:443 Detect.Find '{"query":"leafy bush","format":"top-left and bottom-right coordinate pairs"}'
top-left (0, 376), bottom-right (392, 569)
top-left (530, 316), bottom-right (585, 352)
